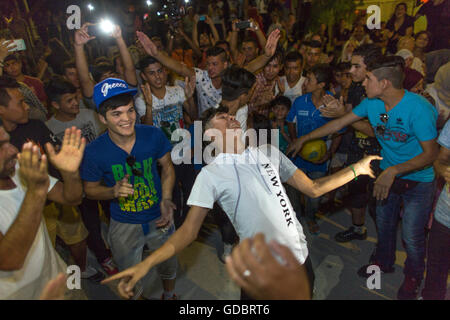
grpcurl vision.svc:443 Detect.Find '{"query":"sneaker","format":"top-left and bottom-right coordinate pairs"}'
top-left (219, 243), bottom-right (234, 264)
top-left (335, 226), bottom-right (367, 242)
top-left (307, 220), bottom-right (320, 235)
top-left (81, 266), bottom-right (105, 283)
top-left (357, 263), bottom-right (395, 279)
top-left (161, 293), bottom-right (178, 300)
top-left (397, 276), bottom-right (420, 300)
top-left (101, 257), bottom-right (119, 276)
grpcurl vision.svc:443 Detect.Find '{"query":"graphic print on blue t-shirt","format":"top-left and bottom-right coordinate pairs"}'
top-left (352, 91), bottom-right (438, 182)
top-left (80, 125), bottom-right (172, 224)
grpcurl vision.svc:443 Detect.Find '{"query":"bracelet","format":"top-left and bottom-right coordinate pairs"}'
top-left (349, 165), bottom-right (358, 181)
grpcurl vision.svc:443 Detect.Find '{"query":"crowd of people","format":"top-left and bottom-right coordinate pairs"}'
top-left (0, 0), bottom-right (449, 301)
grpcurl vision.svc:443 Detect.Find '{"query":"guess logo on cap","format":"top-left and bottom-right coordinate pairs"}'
top-left (101, 82), bottom-right (127, 97)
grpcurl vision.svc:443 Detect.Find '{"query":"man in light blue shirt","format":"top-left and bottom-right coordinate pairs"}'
top-left (288, 55), bottom-right (439, 300)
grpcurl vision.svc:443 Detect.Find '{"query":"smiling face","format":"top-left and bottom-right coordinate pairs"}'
top-left (395, 4), bottom-right (407, 19)
top-left (0, 126), bottom-right (19, 178)
top-left (263, 58), bottom-right (282, 82)
top-left (415, 33), bottom-right (430, 49)
top-left (100, 101), bottom-right (136, 138)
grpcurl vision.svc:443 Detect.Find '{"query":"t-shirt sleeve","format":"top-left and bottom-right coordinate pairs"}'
top-left (153, 127), bottom-right (172, 159)
top-left (175, 85), bottom-right (187, 103)
top-left (278, 148), bottom-right (298, 182)
top-left (134, 95), bottom-right (147, 118)
top-left (187, 169), bottom-right (217, 209)
top-left (194, 68), bottom-right (204, 89)
top-left (286, 99), bottom-right (297, 123)
top-left (411, 99), bottom-right (438, 142)
top-left (352, 98), bottom-right (370, 118)
top-left (438, 120), bottom-right (450, 149)
top-left (80, 147), bottom-right (103, 182)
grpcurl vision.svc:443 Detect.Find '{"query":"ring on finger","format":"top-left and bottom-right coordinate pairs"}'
top-left (243, 269), bottom-right (251, 277)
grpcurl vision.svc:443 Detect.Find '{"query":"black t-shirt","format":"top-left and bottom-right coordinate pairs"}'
top-left (418, 0), bottom-right (450, 51)
top-left (347, 82), bottom-right (381, 160)
top-left (385, 15), bottom-right (415, 54)
top-left (9, 119), bottom-right (62, 179)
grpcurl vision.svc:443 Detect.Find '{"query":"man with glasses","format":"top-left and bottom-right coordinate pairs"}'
top-left (80, 78), bottom-right (178, 300)
top-left (288, 55), bottom-right (439, 300)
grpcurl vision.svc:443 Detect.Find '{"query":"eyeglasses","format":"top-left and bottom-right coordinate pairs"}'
top-left (126, 155), bottom-right (143, 177)
top-left (376, 113), bottom-right (389, 136)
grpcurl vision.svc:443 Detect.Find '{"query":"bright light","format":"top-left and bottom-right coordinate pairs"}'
top-left (184, 0), bottom-right (189, 3)
top-left (157, 11), bottom-right (161, 16)
top-left (87, 4), bottom-right (94, 11)
top-left (99, 18), bottom-right (114, 34)
top-left (146, 0), bottom-right (152, 6)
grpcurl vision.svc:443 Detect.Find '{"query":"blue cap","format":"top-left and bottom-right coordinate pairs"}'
top-left (93, 78), bottom-right (138, 110)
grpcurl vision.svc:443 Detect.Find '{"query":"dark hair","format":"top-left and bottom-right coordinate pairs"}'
top-left (268, 47), bottom-right (284, 65)
top-left (4, 54), bottom-right (19, 64)
top-left (335, 61), bottom-right (352, 72)
top-left (216, 40), bottom-right (231, 52)
top-left (353, 43), bottom-right (382, 66)
top-left (98, 93), bottom-right (134, 118)
top-left (200, 105), bottom-right (229, 131)
top-left (206, 46), bottom-right (228, 62)
top-left (242, 37), bottom-right (258, 47)
top-left (367, 55), bottom-right (405, 89)
top-left (138, 56), bottom-right (161, 71)
top-left (251, 113), bottom-right (272, 145)
top-left (270, 95), bottom-right (291, 110)
top-left (92, 63), bottom-right (115, 83)
top-left (221, 65), bottom-right (256, 101)
top-left (46, 77), bottom-right (77, 103)
top-left (0, 76), bottom-right (20, 107)
top-left (388, 2), bottom-right (408, 25)
top-left (414, 31), bottom-right (432, 50)
top-left (285, 51), bottom-right (303, 64)
top-left (308, 64), bottom-right (334, 90)
top-left (62, 60), bottom-right (76, 74)
top-left (309, 40), bottom-right (322, 50)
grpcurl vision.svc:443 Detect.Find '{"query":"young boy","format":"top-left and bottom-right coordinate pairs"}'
top-left (271, 95), bottom-right (292, 154)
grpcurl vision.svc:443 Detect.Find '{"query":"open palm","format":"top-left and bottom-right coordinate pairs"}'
top-left (136, 31), bottom-right (158, 56)
top-left (46, 127), bottom-right (86, 174)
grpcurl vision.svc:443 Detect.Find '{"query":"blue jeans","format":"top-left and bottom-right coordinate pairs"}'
top-left (375, 180), bottom-right (435, 281)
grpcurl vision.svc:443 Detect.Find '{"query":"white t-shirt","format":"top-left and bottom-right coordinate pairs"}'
top-left (195, 68), bottom-right (222, 116)
top-left (187, 145), bottom-right (309, 264)
top-left (0, 168), bottom-right (66, 299)
top-left (275, 76), bottom-right (306, 103)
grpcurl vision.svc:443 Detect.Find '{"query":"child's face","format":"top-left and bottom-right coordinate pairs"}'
top-left (272, 104), bottom-right (289, 120)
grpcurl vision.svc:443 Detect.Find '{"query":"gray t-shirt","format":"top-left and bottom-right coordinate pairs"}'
top-left (46, 109), bottom-right (105, 144)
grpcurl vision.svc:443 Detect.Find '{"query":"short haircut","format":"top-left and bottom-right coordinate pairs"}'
top-left (353, 43), bottom-right (382, 66)
top-left (308, 64), bottom-right (334, 90)
top-left (3, 54), bottom-right (19, 64)
top-left (98, 93), bottom-right (134, 118)
top-left (335, 61), bottom-right (352, 72)
top-left (62, 59), bottom-right (76, 74)
top-left (201, 105), bottom-right (229, 131)
top-left (206, 46), bottom-right (228, 62)
top-left (270, 95), bottom-right (291, 110)
top-left (268, 47), bottom-right (284, 65)
top-left (221, 65), bottom-right (256, 101)
top-left (92, 62), bottom-right (115, 83)
top-left (308, 40), bottom-right (322, 50)
top-left (367, 55), bottom-right (405, 89)
top-left (138, 56), bottom-right (161, 71)
top-left (0, 76), bottom-right (20, 107)
top-left (216, 40), bottom-right (231, 51)
top-left (46, 76), bottom-right (77, 103)
top-left (252, 113), bottom-right (272, 145)
top-left (285, 51), bottom-right (303, 64)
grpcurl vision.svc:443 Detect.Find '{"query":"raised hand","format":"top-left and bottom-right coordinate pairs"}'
top-left (276, 77), bottom-right (285, 95)
top-left (18, 142), bottom-right (49, 193)
top-left (45, 127), bottom-right (86, 174)
top-left (184, 75), bottom-right (196, 99)
top-left (74, 23), bottom-right (96, 46)
top-left (264, 29), bottom-right (281, 58)
top-left (113, 174), bottom-right (134, 198)
top-left (111, 24), bottom-right (122, 39)
top-left (136, 31), bottom-right (159, 57)
top-left (286, 136), bottom-right (307, 158)
top-left (140, 82), bottom-right (153, 108)
top-left (101, 261), bottom-right (150, 299)
top-left (0, 39), bottom-right (15, 60)
top-left (156, 199), bottom-right (176, 228)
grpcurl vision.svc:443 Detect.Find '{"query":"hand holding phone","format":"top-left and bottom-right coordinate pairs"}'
top-left (2, 39), bottom-right (26, 52)
top-left (235, 20), bottom-right (253, 30)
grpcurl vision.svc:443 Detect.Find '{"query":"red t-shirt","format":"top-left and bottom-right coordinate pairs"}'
top-left (22, 76), bottom-right (47, 105)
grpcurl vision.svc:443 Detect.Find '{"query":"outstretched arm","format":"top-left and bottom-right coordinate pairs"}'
top-left (101, 205), bottom-right (209, 299)
top-left (137, 31), bottom-right (195, 78)
top-left (74, 23), bottom-right (96, 98)
top-left (113, 25), bottom-right (138, 86)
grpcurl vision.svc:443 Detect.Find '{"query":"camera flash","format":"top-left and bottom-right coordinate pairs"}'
top-left (99, 19), bottom-right (114, 34)
top-left (146, 0), bottom-right (152, 6)
top-left (87, 4), bottom-right (94, 11)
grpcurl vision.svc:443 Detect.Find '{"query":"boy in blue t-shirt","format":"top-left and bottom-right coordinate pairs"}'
top-left (288, 56), bottom-right (439, 300)
top-left (80, 78), bottom-right (178, 300)
top-left (286, 64), bottom-right (341, 235)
